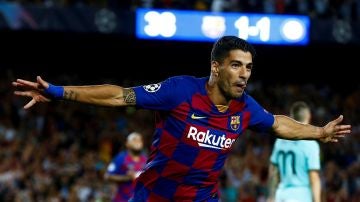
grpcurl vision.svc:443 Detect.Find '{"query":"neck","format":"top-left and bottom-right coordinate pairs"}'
top-left (128, 151), bottom-right (141, 161)
top-left (207, 76), bottom-right (231, 106)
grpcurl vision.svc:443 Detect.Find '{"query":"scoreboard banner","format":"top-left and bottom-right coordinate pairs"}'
top-left (136, 8), bottom-right (310, 45)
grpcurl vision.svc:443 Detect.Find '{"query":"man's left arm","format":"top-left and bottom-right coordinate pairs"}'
top-left (272, 115), bottom-right (351, 143)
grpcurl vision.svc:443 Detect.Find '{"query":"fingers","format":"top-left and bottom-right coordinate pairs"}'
top-left (16, 79), bottom-right (39, 89)
top-left (24, 99), bottom-right (37, 109)
top-left (334, 125), bottom-right (351, 135)
top-left (37, 76), bottom-right (49, 89)
top-left (14, 76), bottom-right (48, 90)
top-left (336, 124), bottom-right (351, 129)
top-left (332, 115), bottom-right (344, 125)
top-left (14, 90), bottom-right (51, 109)
top-left (13, 77), bottom-right (50, 110)
top-left (334, 134), bottom-right (346, 138)
top-left (335, 125), bottom-right (351, 130)
top-left (336, 130), bottom-right (351, 135)
top-left (38, 95), bottom-right (51, 102)
top-left (14, 91), bottom-right (33, 97)
top-left (12, 81), bottom-right (27, 88)
top-left (323, 128), bottom-right (350, 143)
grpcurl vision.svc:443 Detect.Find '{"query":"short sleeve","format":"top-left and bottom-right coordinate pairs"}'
top-left (304, 141), bottom-right (321, 170)
top-left (246, 95), bottom-right (275, 132)
top-left (133, 76), bottom-right (186, 111)
top-left (106, 154), bottom-right (126, 175)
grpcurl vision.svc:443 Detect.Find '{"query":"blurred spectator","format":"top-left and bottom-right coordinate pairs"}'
top-left (104, 132), bottom-right (147, 202)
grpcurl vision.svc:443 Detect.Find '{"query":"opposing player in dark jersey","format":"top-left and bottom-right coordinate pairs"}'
top-left (13, 36), bottom-right (351, 201)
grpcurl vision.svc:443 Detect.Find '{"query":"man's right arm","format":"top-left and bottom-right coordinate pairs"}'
top-left (63, 85), bottom-right (136, 107)
top-left (13, 76), bottom-right (136, 108)
top-left (309, 170), bottom-right (321, 202)
top-left (267, 164), bottom-right (280, 202)
top-left (104, 171), bottom-right (135, 183)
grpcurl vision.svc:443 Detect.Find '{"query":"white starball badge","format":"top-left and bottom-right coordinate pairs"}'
top-left (143, 83), bottom-right (161, 92)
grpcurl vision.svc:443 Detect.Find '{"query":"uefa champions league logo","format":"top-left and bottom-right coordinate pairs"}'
top-left (143, 83), bottom-right (161, 92)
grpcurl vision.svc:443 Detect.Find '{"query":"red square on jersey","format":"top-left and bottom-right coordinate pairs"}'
top-left (161, 160), bottom-right (191, 182)
top-left (173, 185), bottom-right (197, 200)
top-left (158, 130), bottom-right (179, 158)
top-left (192, 149), bottom-right (218, 170)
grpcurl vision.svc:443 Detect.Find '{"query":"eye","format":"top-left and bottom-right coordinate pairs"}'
top-left (231, 63), bottom-right (240, 68)
top-left (246, 65), bottom-right (253, 70)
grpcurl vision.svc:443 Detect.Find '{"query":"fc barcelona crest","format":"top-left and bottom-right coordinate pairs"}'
top-left (230, 116), bottom-right (240, 131)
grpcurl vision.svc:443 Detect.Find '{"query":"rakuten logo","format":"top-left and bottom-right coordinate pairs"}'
top-left (187, 126), bottom-right (236, 150)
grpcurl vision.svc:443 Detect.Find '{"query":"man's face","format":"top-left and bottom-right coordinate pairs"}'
top-left (213, 49), bottom-right (253, 99)
top-left (126, 134), bottom-right (144, 154)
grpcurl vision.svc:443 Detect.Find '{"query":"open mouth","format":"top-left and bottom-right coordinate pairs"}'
top-left (236, 83), bottom-right (246, 88)
top-left (235, 81), bottom-right (246, 91)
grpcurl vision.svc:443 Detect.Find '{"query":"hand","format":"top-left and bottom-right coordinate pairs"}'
top-left (13, 76), bottom-right (50, 109)
top-left (320, 115), bottom-right (351, 143)
top-left (126, 170), bottom-right (136, 180)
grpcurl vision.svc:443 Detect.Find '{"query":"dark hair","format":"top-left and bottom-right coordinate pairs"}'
top-left (211, 36), bottom-right (256, 63)
top-left (290, 101), bottom-right (310, 122)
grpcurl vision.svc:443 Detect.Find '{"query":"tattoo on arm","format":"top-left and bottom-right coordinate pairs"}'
top-left (64, 90), bottom-right (77, 101)
top-left (123, 88), bottom-right (136, 105)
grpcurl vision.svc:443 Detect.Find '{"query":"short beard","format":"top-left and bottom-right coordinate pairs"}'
top-left (218, 79), bottom-right (239, 100)
top-left (129, 148), bottom-right (142, 156)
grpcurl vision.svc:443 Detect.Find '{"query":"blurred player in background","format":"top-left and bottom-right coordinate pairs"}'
top-left (104, 132), bottom-right (147, 202)
top-left (13, 36), bottom-right (350, 201)
top-left (268, 101), bottom-right (321, 202)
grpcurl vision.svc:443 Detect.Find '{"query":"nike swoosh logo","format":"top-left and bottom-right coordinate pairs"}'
top-left (191, 113), bottom-right (207, 119)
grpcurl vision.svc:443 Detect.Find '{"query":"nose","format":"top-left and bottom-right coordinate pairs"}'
top-left (238, 66), bottom-right (250, 80)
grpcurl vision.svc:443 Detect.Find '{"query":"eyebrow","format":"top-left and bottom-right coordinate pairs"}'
top-left (230, 60), bottom-right (253, 66)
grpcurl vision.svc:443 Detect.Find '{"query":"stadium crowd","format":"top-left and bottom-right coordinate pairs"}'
top-left (0, 72), bottom-right (359, 202)
top-left (1, 0), bottom-right (360, 21)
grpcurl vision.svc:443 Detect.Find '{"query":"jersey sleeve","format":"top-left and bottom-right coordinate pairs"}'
top-left (246, 95), bottom-right (275, 132)
top-left (304, 141), bottom-right (321, 170)
top-left (270, 140), bottom-right (279, 165)
top-left (106, 153), bottom-right (126, 175)
top-left (133, 76), bottom-right (186, 111)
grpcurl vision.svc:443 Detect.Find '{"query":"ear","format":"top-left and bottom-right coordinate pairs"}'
top-left (211, 61), bottom-right (220, 76)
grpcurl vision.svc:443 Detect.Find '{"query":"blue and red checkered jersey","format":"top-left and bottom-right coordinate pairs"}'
top-left (131, 76), bottom-right (274, 201)
top-left (106, 151), bottom-right (147, 202)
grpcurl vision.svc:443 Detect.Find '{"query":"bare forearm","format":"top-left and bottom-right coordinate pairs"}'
top-left (272, 115), bottom-right (323, 140)
top-left (268, 164), bottom-right (279, 200)
top-left (310, 171), bottom-right (321, 202)
top-left (104, 173), bottom-right (133, 183)
top-left (63, 85), bottom-right (136, 107)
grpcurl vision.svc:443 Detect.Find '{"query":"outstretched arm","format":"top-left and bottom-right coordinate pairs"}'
top-left (62, 85), bottom-right (135, 106)
top-left (272, 115), bottom-right (351, 143)
top-left (13, 76), bottom-right (136, 109)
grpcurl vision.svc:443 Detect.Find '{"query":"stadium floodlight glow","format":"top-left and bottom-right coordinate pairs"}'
top-left (280, 19), bottom-right (306, 42)
top-left (136, 8), bottom-right (310, 45)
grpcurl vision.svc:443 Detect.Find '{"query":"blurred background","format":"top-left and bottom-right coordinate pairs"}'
top-left (0, 0), bottom-right (359, 201)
